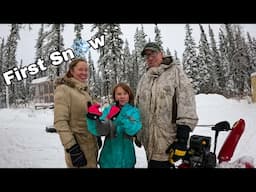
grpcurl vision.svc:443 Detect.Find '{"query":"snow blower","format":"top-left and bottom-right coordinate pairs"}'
top-left (177, 119), bottom-right (254, 168)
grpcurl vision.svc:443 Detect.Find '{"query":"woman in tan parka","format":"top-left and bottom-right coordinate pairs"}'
top-left (54, 58), bottom-right (98, 168)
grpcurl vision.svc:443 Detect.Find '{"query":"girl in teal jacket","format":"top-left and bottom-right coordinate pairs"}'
top-left (86, 83), bottom-right (142, 168)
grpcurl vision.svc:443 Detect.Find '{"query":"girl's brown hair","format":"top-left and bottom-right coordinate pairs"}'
top-left (112, 83), bottom-right (134, 105)
top-left (66, 58), bottom-right (87, 78)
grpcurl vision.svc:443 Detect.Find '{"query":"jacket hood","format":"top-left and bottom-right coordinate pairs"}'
top-left (146, 56), bottom-right (174, 71)
top-left (161, 56), bottom-right (173, 65)
top-left (54, 75), bottom-right (88, 91)
top-left (146, 56), bottom-right (175, 77)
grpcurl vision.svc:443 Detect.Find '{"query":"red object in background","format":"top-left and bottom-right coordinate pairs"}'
top-left (178, 163), bottom-right (191, 168)
top-left (218, 119), bottom-right (245, 163)
top-left (244, 162), bottom-right (254, 168)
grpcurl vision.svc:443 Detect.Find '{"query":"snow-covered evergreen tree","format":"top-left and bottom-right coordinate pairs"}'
top-left (182, 24), bottom-right (199, 93)
top-left (154, 24), bottom-right (163, 51)
top-left (34, 24), bottom-right (51, 79)
top-left (224, 24), bottom-right (236, 58)
top-left (3, 24), bottom-right (20, 106)
top-left (174, 50), bottom-right (181, 65)
top-left (4, 24), bottom-right (20, 72)
top-left (130, 50), bottom-right (138, 94)
top-left (121, 39), bottom-right (137, 93)
top-left (74, 24), bottom-right (83, 38)
top-left (134, 25), bottom-right (147, 84)
top-left (197, 24), bottom-right (216, 94)
top-left (87, 51), bottom-right (99, 99)
top-left (208, 25), bottom-right (223, 94)
top-left (224, 24), bottom-right (239, 96)
top-left (72, 24), bottom-right (89, 60)
top-left (106, 24), bottom-right (124, 86)
top-left (247, 32), bottom-right (256, 73)
top-left (121, 39), bottom-right (131, 84)
top-left (232, 25), bottom-right (250, 97)
top-left (91, 24), bottom-right (107, 98)
top-left (166, 47), bottom-right (172, 56)
top-left (15, 60), bottom-right (26, 106)
top-left (94, 70), bottom-right (103, 101)
top-left (0, 38), bottom-right (5, 107)
top-left (219, 27), bottom-right (234, 97)
top-left (44, 24), bottom-right (65, 79)
top-left (91, 24), bottom-right (124, 100)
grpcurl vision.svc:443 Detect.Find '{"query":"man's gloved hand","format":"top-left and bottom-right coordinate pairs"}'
top-left (66, 143), bottom-right (87, 167)
top-left (106, 101), bottom-right (121, 121)
top-left (86, 102), bottom-right (102, 120)
top-left (168, 141), bottom-right (187, 164)
top-left (166, 125), bottom-right (191, 164)
top-left (97, 136), bottom-right (102, 149)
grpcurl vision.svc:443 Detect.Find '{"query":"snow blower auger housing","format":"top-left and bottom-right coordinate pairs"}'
top-left (177, 119), bottom-right (249, 168)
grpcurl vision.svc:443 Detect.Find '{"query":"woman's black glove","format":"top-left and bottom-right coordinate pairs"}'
top-left (66, 144), bottom-right (87, 167)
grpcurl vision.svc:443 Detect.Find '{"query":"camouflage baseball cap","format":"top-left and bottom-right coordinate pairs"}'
top-left (141, 42), bottom-right (161, 56)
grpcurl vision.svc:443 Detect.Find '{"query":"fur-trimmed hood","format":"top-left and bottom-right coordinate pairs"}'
top-left (161, 56), bottom-right (173, 65)
top-left (54, 75), bottom-right (88, 92)
top-left (146, 56), bottom-right (174, 72)
top-left (145, 56), bottom-right (175, 78)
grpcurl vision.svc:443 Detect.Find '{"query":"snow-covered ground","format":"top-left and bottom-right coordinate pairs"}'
top-left (0, 108), bottom-right (65, 168)
top-left (0, 94), bottom-right (255, 168)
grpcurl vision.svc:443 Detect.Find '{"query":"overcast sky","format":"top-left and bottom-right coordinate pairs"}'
top-left (0, 24), bottom-right (256, 67)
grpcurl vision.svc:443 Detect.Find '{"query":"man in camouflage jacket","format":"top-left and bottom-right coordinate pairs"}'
top-left (135, 42), bottom-right (198, 168)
